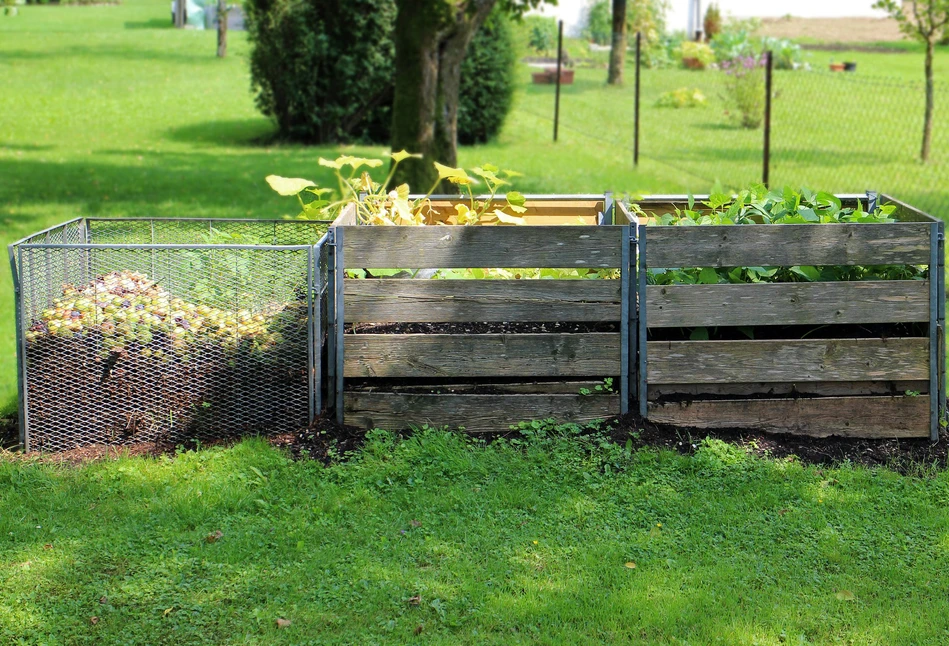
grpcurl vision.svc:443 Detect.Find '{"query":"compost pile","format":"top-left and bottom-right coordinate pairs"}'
top-left (24, 271), bottom-right (309, 451)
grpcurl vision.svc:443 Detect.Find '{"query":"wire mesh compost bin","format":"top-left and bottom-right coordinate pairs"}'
top-left (10, 217), bottom-right (332, 452)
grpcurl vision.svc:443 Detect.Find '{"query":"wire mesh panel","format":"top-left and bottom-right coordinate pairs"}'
top-left (12, 218), bottom-right (331, 452)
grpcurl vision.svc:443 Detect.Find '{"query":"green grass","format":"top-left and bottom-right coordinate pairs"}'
top-left (2, 0), bottom-right (949, 414)
top-left (1, 429), bottom-right (949, 644)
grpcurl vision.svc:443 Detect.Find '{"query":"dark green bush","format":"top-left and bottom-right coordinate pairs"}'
top-left (458, 9), bottom-right (516, 145)
top-left (244, 0), bottom-right (396, 144)
top-left (244, 0), bottom-right (514, 145)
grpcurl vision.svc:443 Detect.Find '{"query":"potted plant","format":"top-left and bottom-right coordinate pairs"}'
top-left (678, 41), bottom-right (715, 70)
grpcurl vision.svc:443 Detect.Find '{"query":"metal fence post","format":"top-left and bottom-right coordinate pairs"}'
top-left (554, 20), bottom-right (563, 143)
top-left (634, 31), bottom-right (641, 167)
top-left (763, 50), bottom-right (773, 188)
top-left (939, 223), bottom-right (946, 430)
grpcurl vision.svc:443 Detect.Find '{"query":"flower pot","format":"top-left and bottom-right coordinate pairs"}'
top-left (531, 68), bottom-right (574, 84)
top-left (682, 57), bottom-right (705, 70)
top-left (829, 62), bottom-right (845, 72)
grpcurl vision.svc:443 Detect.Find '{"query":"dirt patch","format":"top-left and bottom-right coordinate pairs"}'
top-left (612, 413), bottom-right (948, 474)
top-left (756, 16), bottom-right (903, 45)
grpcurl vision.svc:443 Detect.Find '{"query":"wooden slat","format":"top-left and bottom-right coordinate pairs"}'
top-left (647, 338), bottom-right (929, 384)
top-left (344, 333), bottom-right (620, 378)
top-left (332, 203), bottom-right (357, 226)
top-left (341, 226), bottom-right (623, 269)
top-left (648, 380), bottom-right (929, 399)
top-left (646, 281), bottom-right (930, 327)
top-left (344, 279), bottom-right (621, 323)
top-left (344, 392), bottom-right (619, 432)
top-left (428, 200), bottom-right (603, 218)
top-left (646, 395), bottom-right (931, 438)
top-left (645, 223), bottom-right (931, 268)
top-left (616, 202), bottom-right (639, 225)
top-left (348, 380), bottom-right (614, 395)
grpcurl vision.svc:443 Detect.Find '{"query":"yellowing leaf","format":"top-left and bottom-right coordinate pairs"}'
top-left (835, 590), bottom-right (856, 601)
top-left (455, 204), bottom-right (479, 225)
top-left (506, 191), bottom-right (527, 207)
top-left (265, 175), bottom-right (316, 196)
top-left (318, 157), bottom-right (344, 170)
top-left (163, 607), bottom-right (174, 617)
top-left (624, 562), bottom-right (637, 569)
top-left (391, 149), bottom-right (422, 163)
top-left (494, 210), bottom-right (526, 225)
top-left (434, 162), bottom-right (469, 182)
top-left (337, 155), bottom-right (383, 171)
top-left (396, 183), bottom-right (410, 201)
top-left (276, 617), bottom-right (292, 628)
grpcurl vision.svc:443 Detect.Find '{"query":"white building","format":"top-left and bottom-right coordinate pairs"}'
top-left (530, 0), bottom-right (890, 37)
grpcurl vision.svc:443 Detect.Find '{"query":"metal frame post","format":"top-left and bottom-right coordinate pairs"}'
top-left (334, 227), bottom-right (345, 424)
top-left (9, 245), bottom-right (28, 451)
top-left (939, 223), bottom-right (946, 430)
top-left (930, 221), bottom-right (941, 441)
top-left (620, 226), bottom-right (630, 414)
top-left (326, 229), bottom-right (337, 419)
top-left (637, 227), bottom-right (648, 418)
top-left (600, 192), bottom-right (614, 225)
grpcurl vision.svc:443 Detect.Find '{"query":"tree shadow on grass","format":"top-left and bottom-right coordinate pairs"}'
top-left (124, 19), bottom-right (174, 30)
top-left (163, 119), bottom-right (279, 148)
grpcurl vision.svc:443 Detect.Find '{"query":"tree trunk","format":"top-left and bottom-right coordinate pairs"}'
top-left (390, 0), bottom-right (496, 192)
top-left (217, 0), bottom-right (227, 58)
top-left (607, 0), bottom-right (627, 85)
top-left (922, 38), bottom-right (934, 162)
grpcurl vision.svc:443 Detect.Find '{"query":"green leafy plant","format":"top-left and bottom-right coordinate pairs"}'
top-left (676, 41), bottom-right (715, 69)
top-left (720, 54), bottom-right (766, 128)
top-left (655, 87), bottom-right (707, 108)
top-left (635, 185), bottom-right (928, 286)
top-left (267, 152), bottom-right (528, 226)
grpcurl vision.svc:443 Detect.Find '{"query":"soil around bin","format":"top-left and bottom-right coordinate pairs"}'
top-left (2, 409), bottom-right (946, 473)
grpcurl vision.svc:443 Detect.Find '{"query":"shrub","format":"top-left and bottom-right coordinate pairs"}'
top-left (245, 0), bottom-right (513, 146)
top-left (458, 8), bottom-right (516, 145)
top-left (676, 40), bottom-right (714, 68)
top-left (582, 0), bottom-right (612, 45)
top-left (655, 87), bottom-right (707, 108)
top-left (244, 0), bottom-right (396, 144)
top-left (703, 2), bottom-right (721, 40)
top-left (721, 54), bottom-right (766, 128)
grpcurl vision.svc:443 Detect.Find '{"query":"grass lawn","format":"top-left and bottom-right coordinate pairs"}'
top-left (1, 430), bottom-right (948, 644)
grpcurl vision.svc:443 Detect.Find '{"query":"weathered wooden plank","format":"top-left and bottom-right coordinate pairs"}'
top-left (616, 202), bottom-right (639, 225)
top-left (645, 223), bottom-right (931, 268)
top-left (648, 380), bottom-right (929, 399)
top-left (646, 395), bottom-right (931, 438)
top-left (646, 281), bottom-right (930, 327)
top-left (344, 279), bottom-right (621, 323)
top-left (344, 392), bottom-right (619, 432)
top-left (647, 338), bottom-right (930, 384)
top-left (331, 203), bottom-right (357, 226)
top-left (344, 333), bottom-right (620, 378)
top-left (347, 380), bottom-right (615, 395)
top-left (341, 226), bottom-right (623, 269)
top-left (428, 200), bottom-right (603, 218)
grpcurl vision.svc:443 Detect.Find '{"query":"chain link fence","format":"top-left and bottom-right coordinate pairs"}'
top-left (525, 49), bottom-right (949, 219)
top-left (10, 218), bottom-right (330, 452)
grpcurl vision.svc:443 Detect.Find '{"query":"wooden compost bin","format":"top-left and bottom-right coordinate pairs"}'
top-left (634, 194), bottom-right (946, 440)
top-left (327, 196), bottom-right (636, 432)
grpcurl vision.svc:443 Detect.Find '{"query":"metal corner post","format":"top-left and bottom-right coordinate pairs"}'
top-left (9, 245), bottom-right (28, 451)
top-left (620, 225), bottom-right (630, 414)
top-left (638, 227), bottom-right (648, 418)
top-left (763, 50), bottom-right (773, 188)
top-left (334, 227), bottom-right (345, 425)
top-left (634, 31), bottom-right (641, 167)
top-left (602, 191), bottom-right (614, 225)
top-left (326, 229), bottom-right (337, 420)
top-left (930, 221), bottom-right (940, 441)
top-left (939, 222), bottom-right (946, 429)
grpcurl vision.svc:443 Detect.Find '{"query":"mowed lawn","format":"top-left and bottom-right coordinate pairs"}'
top-left (2, 431), bottom-right (949, 644)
